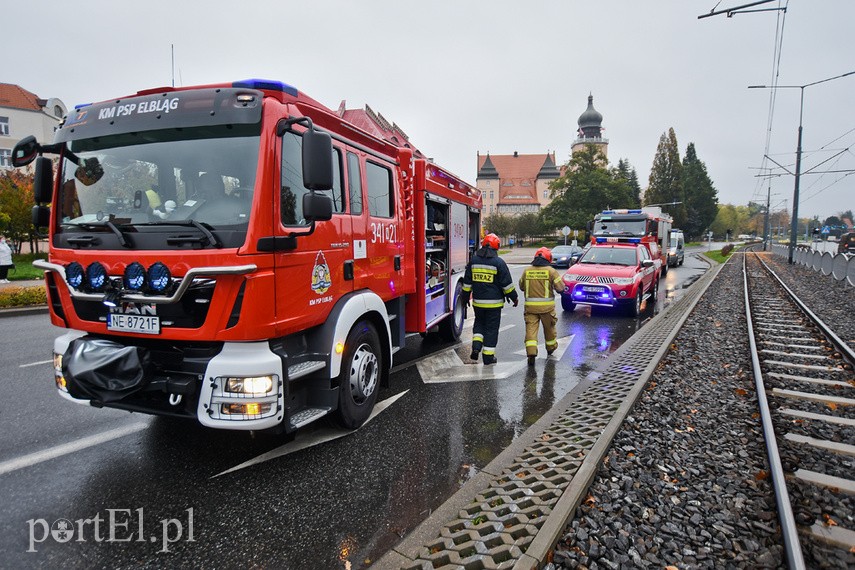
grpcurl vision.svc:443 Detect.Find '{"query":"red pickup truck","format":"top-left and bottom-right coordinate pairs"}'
top-left (560, 242), bottom-right (659, 316)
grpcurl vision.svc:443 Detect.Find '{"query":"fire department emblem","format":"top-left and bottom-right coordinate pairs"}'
top-left (311, 251), bottom-right (332, 295)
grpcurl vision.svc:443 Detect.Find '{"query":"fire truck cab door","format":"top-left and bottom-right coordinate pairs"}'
top-left (349, 155), bottom-right (404, 301)
top-left (275, 132), bottom-right (352, 332)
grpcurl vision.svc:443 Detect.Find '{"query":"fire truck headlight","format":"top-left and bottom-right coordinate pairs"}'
top-left (612, 277), bottom-right (633, 285)
top-left (223, 375), bottom-right (275, 395)
top-left (124, 262), bottom-right (146, 291)
top-left (147, 262), bottom-right (172, 292)
top-left (53, 352), bottom-right (68, 392)
top-left (86, 262), bottom-right (108, 292)
top-left (65, 262), bottom-right (85, 290)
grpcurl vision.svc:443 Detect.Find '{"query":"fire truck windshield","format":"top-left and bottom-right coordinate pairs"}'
top-left (58, 128), bottom-right (260, 233)
top-left (595, 219), bottom-right (647, 236)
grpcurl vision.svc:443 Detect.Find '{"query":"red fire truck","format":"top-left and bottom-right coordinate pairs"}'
top-left (11, 79), bottom-right (481, 433)
top-left (590, 207), bottom-right (672, 277)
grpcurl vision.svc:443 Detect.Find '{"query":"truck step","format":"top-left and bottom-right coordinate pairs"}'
top-left (287, 360), bottom-right (326, 380)
top-left (289, 407), bottom-right (331, 429)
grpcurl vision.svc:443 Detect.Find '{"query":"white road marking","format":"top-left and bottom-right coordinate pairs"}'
top-left (19, 359), bottom-right (53, 368)
top-left (212, 390), bottom-right (409, 478)
top-left (418, 335), bottom-right (574, 384)
top-left (0, 423), bottom-right (148, 477)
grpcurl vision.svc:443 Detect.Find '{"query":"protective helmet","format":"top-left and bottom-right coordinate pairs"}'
top-left (481, 233), bottom-right (500, 250)
top-left (535, 247), bottom-right (553, 263)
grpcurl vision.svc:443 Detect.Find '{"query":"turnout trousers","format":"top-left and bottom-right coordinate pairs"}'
top-left (523, 309), bottom-right (558, 357)
top-left (471, 306), bottom-right (502, 359)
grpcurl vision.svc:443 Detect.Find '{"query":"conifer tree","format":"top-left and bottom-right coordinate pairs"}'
top-left (681, 143), bottom-right (718, 240)
top-left (645, 128), bottom-right (686, 227)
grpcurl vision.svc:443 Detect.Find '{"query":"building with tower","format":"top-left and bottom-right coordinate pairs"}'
top-left (476, 94), bottom-right (608, 216)
top-left (572, 94), bottom-right (608, 160)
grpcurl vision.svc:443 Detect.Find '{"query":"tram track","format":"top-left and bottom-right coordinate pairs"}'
top-left (745, 251), bottom-right (855, 568)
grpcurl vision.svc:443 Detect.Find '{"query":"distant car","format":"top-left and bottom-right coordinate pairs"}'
top-left (560, 243), bottom-right (659, 316)
top-left (668, 229), bottom-right (685, 267)
top-left (550, 245), bottom-right (584, 268)
top-left (839, 232), bottom-right (855, 254)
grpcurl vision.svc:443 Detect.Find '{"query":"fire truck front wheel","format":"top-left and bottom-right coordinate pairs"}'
top-left (334, 320), bottom-right (382, 430)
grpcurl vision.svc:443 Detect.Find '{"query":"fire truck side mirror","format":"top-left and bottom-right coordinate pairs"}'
top-left (33, 156), bottom-right (54, 204)
top-left (11, 135), bottom-right (40, 167)
top-left (302, 129), bottom-right (333, 191)
top-left (32, 205), bottom-right (50, 229)
top-left (302, 192), bottom-right (332, 222)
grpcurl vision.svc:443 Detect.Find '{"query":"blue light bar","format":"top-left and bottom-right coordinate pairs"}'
top-left (628, 209), bottom-right (642, 214)
top-left (233, 79), bottom-right (298, 96)
top-left (74, 103), bottom-right (92, 110)
top-left (629, 238), bottom-right (641, 243)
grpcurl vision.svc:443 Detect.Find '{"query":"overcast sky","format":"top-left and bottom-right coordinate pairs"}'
top-left (5, 1), bottom-right (854, 221)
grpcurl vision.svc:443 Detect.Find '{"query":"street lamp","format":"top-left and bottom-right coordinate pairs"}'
top-left (749, 70), bottom-right (855, 263)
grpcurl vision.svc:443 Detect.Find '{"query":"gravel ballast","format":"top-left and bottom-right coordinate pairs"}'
top-left (552, 253), bottom-right (805, 569)
top-left (552, 249), bottom-right (855, 569)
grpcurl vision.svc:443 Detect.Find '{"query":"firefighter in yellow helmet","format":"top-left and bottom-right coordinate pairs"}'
top-left (461, 233), bottom-right (518, 365)
top-left (519, 247), bottom-right (565, 365)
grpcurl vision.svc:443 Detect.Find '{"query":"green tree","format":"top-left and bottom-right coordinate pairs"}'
top-left (483, 213), bottom-right (514, 243)
top-left (614, 159), bottom-right (641, 203)
top-left (645, 128), bottom-right (686, 228)
top-left (513, 212), bottom-right (542, 244)
top-left (680, 143), bottom-right (718, 240)
top-left (0, 169), bottom-right (36, 253)
top-left (540, 144), bottom-right (637, 231)
top-left (710, 204), bottom-right (751, 238)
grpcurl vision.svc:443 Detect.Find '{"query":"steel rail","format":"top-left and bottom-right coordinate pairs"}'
top-left (743, 252), bottom-right (806, 570)
top-left (753, 253), bottom-right (855, 364)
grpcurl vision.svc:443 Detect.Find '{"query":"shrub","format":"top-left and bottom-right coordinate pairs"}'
top-left (0, 285), bottom-right (47, 308)
top-left (721, 243), bottom-right (734, 256)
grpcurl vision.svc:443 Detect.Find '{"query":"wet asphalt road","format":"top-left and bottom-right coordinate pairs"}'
top-left (0, 253), bottom-right (707, 569)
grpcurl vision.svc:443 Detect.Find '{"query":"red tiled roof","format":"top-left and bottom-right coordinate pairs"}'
top-left (0, 83), bottom-right (43, 111)
top-left (478, 153), bottom-right (555, 204)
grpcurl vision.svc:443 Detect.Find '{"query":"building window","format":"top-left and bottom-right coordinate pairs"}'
top-left (0, 149), bottom-right (11, 168)
top-left (0, 117), bottom-right (8, 136)
top-left (543, 190), bottom-right (548, 199)
top-left (54, 106), bottom-right (64, 118)
top-left (489, 191), bottom-right (494, 200)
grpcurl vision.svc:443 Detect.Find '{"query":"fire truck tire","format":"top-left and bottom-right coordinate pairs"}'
top-left (648, 278), bottom-right (658, 312)
top-left (561, 295), bottom-right (576, 312)
top-left (629, 290), bottom-right (642, 317)
top-left (334, 321), bottom-right (381, 430)
top-left (438, 282), bottom-right (465, 341)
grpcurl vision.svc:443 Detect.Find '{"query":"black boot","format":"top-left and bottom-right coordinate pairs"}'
top-left (527, 355), bottom-right (536, 366)
top-left (482, 354), bottom-right (497, 365)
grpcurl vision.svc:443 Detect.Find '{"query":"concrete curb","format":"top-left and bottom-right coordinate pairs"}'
top-left (0, 305), bottom-right (49, 317)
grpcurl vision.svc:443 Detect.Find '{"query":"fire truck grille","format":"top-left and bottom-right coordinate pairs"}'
top-left (575, 275), bottom-right (616, 284)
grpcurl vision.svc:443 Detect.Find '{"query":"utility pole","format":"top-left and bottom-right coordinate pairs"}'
top-left (749, 70), bottom-right (855, 263)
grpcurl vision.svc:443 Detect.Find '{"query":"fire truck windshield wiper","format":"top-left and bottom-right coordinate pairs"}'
top-left (62, 220), bottom-right (131, 248)
top-left (136, 220), bottom-right (221, 248)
